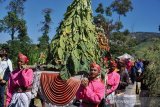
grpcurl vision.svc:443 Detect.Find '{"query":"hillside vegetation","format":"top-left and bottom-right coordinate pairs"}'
top-left (131, 32), bottom-right (160, 43)
top-left (134, 38), bottom-right (160, 106)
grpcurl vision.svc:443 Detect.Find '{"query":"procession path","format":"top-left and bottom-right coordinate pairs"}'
top-left (123, 83), bottom-right (141, 107)
top-left (34, 73), bottom-right (142, 107)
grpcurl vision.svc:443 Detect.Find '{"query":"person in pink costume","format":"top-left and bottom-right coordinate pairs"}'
top-left (6, 53), bottom-right (33, 107)
top-left (105, 60), bottom-right (120, 106)
top-left (76, 62), bottom-right (105, 107)
top-left (125, 58), bottom-right (132, 73)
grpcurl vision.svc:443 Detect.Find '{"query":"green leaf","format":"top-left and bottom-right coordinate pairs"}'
top-left (65, 26), bottom-right (71, 34)
top-left (58, 48), bottom-right (63, 60)
top-left (72, 49), bottom-right (80, 59)
top-left (73, 33), bottom-right (79, 42)
top-left (82, 34), bottom-right (87, 42)
top-left (60, 37), bottom-right (65, 49)
top-left (60, 70), bottom-right (71, 80)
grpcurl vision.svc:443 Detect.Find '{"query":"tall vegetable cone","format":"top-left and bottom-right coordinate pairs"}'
top-left (50, 0), bottom-right (101, 80)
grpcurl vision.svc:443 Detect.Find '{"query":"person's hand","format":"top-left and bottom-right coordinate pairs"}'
top-left (0, 79), bottom-right (6, 85)
top-left (1, 80), bottom-right (6, 84)
top-left (22, 65), bottom-right (29, 69)
top-left (105, 93), bottom-right (110, 96)
top-left (81, 78), bottom-right (88, 87)
top-left (0, 76), bottom-right (2, 80)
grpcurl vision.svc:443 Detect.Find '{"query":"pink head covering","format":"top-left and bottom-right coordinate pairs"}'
top-left (18, 53), bottom-right (29, 64)
top-left (110, 60), bottom-right (117, 67)
top-left (103, 57), bottom-right (108, 62)
top-left (90, 62), bottom-right (101, 72)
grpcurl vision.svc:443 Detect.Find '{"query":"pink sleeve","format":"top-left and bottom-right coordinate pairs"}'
top-left (84, 84), bottom-right (105, 103)
top-left (21, 69), bottom-right (33, 87)
top-left (76, 85), bottom-right (86, 100)
top-left (106, 74), bottom-right (120, 94)
top-left (6, 74), bottom-right (14, 106)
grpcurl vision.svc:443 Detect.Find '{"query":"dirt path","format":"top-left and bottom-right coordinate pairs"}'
top-left (121, 83), bottom-right (141, 107)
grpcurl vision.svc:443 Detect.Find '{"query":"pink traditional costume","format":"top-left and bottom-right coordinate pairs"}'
top-left (126, 59), bottom-right (132, 73)
top-left (105, 60), bottom-right (120, 105)
top-left (76, 63), bottom-right (105, 107)
top-left (6, 53), bottom-right (33, 107)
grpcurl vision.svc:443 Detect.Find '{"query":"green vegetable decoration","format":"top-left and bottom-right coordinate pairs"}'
top-left (50, 0), bottom-right (101, 80)
top-left (38, 52), bottom-right (47, 65)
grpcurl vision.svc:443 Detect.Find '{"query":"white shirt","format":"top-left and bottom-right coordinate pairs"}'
top-left (0, 58), bottom-right (13, 78)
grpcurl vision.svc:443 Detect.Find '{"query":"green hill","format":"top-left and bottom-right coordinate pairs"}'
top-left (131, 32), bottom-right (160, 43)
top-left (134, 39), bottom-right (160, 106)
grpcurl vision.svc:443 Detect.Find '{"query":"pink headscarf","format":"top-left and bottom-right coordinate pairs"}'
top-left (110, 60), bottom-right (117, 67)
top-left (18, 53), bottom-right (29, 64)
top-left (90, 62), bottom-right (101, 72)
top-left (103, 57), bottom-right (108, 62)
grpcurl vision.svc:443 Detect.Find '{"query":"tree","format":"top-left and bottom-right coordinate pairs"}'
top-left (0, 0), bottom-right (27, 40)
top-left (109, 32), bottom-right (137, 56)
top-left (17, 19), bottom-right (29, 42)
top-left (94, 0), bottom-right (133, 34)
top-left (0, 0), bottom-right (33, 66)
top-left (0, 12), bottom-right (19, 40)
top-left (94, 4), bottom-right (110, 35)
top-left (6, 0), bottom-right (26, 18)
top-left (95, 3), bottom-right (104, 14)
top-left (38, 8), bottom-right (52, 64)
top-left (39, 8), bottom-right (52, 49)
top-left (50, 0), bottom-right (101, 79)
top-left (110, 0), bottom-right (133, 21)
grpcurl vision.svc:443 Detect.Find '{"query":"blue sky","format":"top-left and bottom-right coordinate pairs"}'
top-left (0, 0), bottom-right (160, 43)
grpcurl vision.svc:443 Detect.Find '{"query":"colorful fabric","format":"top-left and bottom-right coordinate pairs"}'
top-left (32, 71), bottom-right (78, 106)
top-left (126, 60), bottom-right (132, 72)
top-left (18, 53), bottom-right (29, 63)
top-left (106, 92), bottom-right (115, 104)
top-left (31, 72), bottom-right (41, 99)
top-left (90, 63), bottom-right (101, 72)
top-left (40, 73), bottom-right (81, 106)
top-left (76, 78), bottom-right (105, 107)
top-left (8, 92), bottom-right (32, 107)
top-left (106, 71), bottom-right (120, 95)
top-left (6, 68), bottom-right (33, 106)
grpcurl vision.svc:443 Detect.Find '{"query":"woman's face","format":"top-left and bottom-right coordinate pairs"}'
top-left (110, 65), bottom-right (116, 71)
top-left (89, 67), bottom-right (99, 79)
top-left (17, 58), bottom-right (26, 69)
top-left (120, 66), bottom-right (125, 72)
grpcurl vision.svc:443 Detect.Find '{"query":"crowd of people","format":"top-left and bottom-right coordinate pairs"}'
top-left (0, 47), bottom-right (149, 107)
top-left (74, 52), bottom-right (149, 107)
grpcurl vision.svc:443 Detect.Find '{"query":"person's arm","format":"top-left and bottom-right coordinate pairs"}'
top-left (125, 70), bottom-right (130, 84)
top-left (6, 74), bottom-right (14, 106)
top-left (84, 82), bottom-right (105, 103)
top-left (76, 78), bottom-right (89, 100)
top-left (76, 84), bottom-right (86, 100)
top-left (119, 72), bottom-right (128, 86)
top-left (106, 73), bottom-right (120, 95)
top-left (21, 68), bottom-right (33, 88)
top-left (7, 59), bottom-right (13, 72)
